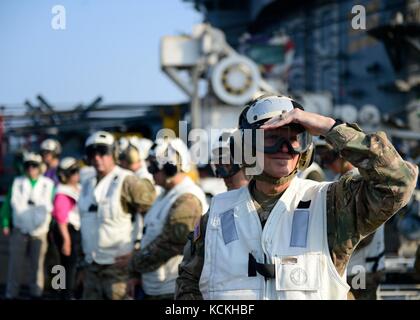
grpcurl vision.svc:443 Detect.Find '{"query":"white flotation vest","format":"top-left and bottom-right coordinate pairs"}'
top-left (141, 176), bottom-right (208, 296)
top-left (11, 175), bottom-right (54, 237)
top-left (55, 184), bottom-right (81, 230)
top-left (199, 177), bottom-right (350, 300)
top-left (347, 225), bottom-right (385, 275)
top-left (78, 166), bottom-right (134, 265)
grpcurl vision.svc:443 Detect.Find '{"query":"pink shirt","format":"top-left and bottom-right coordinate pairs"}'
top-left (52, 194), bottom-right (76, 224)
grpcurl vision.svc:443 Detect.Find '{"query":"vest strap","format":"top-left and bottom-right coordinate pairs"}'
top-left (248, 253), bottom-right (276, 279)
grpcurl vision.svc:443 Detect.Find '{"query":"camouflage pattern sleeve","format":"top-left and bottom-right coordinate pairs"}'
top-left (325, 123), bottom-right (419, 275)
top-left (121, 175), bottom-right (157, 214)
top-left (175, 212), bottom-right (209, 300)
top-left (128, 193), bottom-right (202, 276)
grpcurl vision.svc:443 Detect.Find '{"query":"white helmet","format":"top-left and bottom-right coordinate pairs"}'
top-left (148, 138), bottom-right (191, 176)
top-left (57, 157), bottom-right (79, 183)
top-left (85, 131), bottom-right (117, 161)
top-left (210, 129), bottom-right (242, 178)
top-left (118, 136), bottom-right (153, 165)
top-left (244, 95), bottom-right (297, 125)
top-left (59, 157), bottom-right (78, 171)
top-left (23, 152), bottom-right (42, 164)
top-left (85, 131), bottom-right (115, 148)
top-left (211, 129), bottom-right (238, 157)
top-left (134, 138), bottom-right (153, 161)
top-left (40, 138), bottom-right (61, 155)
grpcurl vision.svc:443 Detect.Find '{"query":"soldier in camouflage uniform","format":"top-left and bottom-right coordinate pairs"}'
top-left (79, 131), bottom-right (156, 300)
top-left (175, 95), bottom-right (418, 300)
top-left (127, 138), bottom-right (208, 300)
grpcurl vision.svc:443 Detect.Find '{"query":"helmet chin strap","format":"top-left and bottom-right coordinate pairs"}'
top-left (252, 167), bottom-right (298, 185)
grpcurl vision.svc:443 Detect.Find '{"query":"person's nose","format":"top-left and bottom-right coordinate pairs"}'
top-left (280, 143), bottom-right (289, 153)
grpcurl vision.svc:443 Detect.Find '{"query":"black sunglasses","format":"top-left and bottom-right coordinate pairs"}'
top-left (86, 145), bottom-right (112, 159)
top-left (24, 162), bottom-right (40, 169)
top-left (68, 167), bottom-right (80, 175)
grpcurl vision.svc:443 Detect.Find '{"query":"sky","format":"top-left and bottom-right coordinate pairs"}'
top-left (0, 0), bottom-right (202, 108)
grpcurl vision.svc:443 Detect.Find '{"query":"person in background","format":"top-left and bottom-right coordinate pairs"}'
top-left (5, 152), bottom-right (54, 299)
top-left (127, 138), bottom-right (208, 300)
top-left (40, 138), bottom-right (62, 186)
top-left (79, 131), bottom-right (156, 300)
top-left (210, 129), bottom-right (249, 191)
top-left (1, 150), bottom-right (25, 237)
top-left (118, 136), bottom-right (162, 285)
top-left (52, 157), bottom-right (82, 300)
top-left (40, 138), bottom-right (62, 296)
top-left (118, 137), bottom-right (154, 181)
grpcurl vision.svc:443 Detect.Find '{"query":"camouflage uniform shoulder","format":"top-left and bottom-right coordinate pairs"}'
top-left (121, 172), bottom-right (157, 214)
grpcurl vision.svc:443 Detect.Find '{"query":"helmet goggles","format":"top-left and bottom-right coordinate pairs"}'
top-left (256, 125), bottom-right (312, 155)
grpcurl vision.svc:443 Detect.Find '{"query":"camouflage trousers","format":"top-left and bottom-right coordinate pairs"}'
top-left (82, 262), bottom-right (128, 300)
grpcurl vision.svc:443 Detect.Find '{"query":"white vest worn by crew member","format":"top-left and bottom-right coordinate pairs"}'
top-left (11, 176), bottom-right (54, 237)
top-left (142, 176), bottom-right (208, 296)
top-left (79, 166), bottom-right (134, 265)
top-left (55, 184), bottom-right (81, 230)
top-left (199, 177), bottom-right (351, 300)
top-left (347, 225), bottom-right (385, 275)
